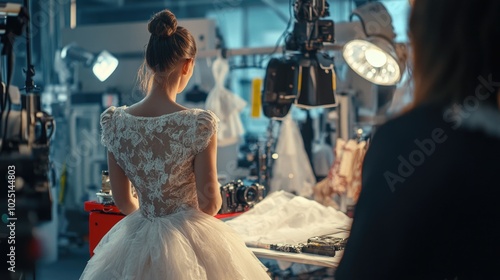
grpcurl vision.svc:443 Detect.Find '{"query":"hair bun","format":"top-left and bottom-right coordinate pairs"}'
top-left (148, 10), bottom-right (178, 37)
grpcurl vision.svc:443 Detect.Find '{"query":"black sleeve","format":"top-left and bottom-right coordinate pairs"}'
top-left (334, 119), bottom-right (460, 280)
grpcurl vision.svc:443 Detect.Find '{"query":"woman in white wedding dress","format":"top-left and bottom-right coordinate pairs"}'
top-left (80, 9), bottom-right (270, 280)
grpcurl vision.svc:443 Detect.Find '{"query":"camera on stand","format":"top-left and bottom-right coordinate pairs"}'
top-left (0, 2), bottom-right (56, 278)
top-left (262, 0), bottom-right (337, 118)
top-left (219, 180), bottom-right (266, 214)
top-left (285, 0), bottom-right (334, 52)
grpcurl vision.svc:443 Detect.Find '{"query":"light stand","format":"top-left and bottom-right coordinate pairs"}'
top-left (0, 1), bottom-right (55, 278)
top-left (257, 120), bottom-right (277, 194)
top-left (259, 0), bottom-right (338, 193)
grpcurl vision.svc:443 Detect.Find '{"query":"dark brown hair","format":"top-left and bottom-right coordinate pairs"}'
top-left (139, 9), bottom-right (197, 92)
top-left (409, 0), bottom-right (500, 107)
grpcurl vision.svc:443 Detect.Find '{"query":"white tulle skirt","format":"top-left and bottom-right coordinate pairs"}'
top-left (80, 208), bottom-right (270, 280)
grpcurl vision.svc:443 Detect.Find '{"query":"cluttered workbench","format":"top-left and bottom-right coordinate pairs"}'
top-left (224, 191), bottom-right (351, 274)
top-left (250, 247), bottom-right (341, 268)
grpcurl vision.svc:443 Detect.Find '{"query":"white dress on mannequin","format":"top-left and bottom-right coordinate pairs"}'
top-left (205, 56), bottom-right (246, 147)
top-left (79, 106), bottom-right (270, 280)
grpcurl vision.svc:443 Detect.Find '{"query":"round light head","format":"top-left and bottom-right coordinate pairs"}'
top-left (92, 50), bottom-right (119, 82)
top-left (365, 48), bottom-right (387, 68)
top-left (342, 38), bottom-right (402, 86)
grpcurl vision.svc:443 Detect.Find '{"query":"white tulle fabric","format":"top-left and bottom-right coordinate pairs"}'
top-left (80, 106), bottom-right (270, 280)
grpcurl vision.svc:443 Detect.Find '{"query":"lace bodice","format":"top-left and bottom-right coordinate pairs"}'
top-left (100, 106), bottom-right (218, 219)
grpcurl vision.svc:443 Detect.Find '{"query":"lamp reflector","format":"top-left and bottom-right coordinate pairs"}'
top-left (365, 48), bottom-right (387, 68)
top-left (92, 50), bottom-right (119, 82)
top-left (343, 38), bottom-right (401, 86)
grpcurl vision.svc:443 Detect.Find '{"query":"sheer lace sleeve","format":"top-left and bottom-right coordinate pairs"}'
top-left (100, 106), bottom-right (117, 153)
top-left (193, 110), bottom-right (219, 154)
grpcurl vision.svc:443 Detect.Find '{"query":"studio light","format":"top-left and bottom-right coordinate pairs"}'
top-left (343, 38), bottom-right (401, 86)
top-left (262, 0), bottom-right (337, 118)
top-left (342, 2), bottom-right (405, 86)
top-left (294, 52), bottom-right (337, 109)
top-left (61, 43), bottom-right (119, 82)
top-left (91, 50), bottom-right (119, 82)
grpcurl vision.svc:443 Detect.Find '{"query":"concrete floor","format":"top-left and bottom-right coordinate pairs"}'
top-left (36, 244), bottom-right (89, 280)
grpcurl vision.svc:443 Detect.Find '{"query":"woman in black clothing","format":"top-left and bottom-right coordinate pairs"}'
top-left (335, 0), bottom-right (500, 279)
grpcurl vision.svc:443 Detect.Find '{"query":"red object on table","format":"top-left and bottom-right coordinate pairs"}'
top-left (84, 201), bottom-right (124, 257)
top-left (84, 201), bottom-right (243, 257)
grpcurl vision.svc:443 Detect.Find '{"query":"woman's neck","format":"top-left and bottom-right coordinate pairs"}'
top-left (150, 86), bottom-right (175, 101)
top-left (148, 78), bottom-right (179, 103)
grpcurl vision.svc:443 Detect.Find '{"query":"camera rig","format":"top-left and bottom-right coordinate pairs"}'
top-left (286, 0), bottom-right (334, 52)
top-left (262, 0), bottom-right (337, 118)
top-left (1, 1), bottom-right (55, 277)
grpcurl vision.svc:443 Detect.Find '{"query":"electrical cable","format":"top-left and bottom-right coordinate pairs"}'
top-left (1, 34), bottom-right (15, 153)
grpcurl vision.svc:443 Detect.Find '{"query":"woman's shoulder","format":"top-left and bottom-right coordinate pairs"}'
top-left (101, 105), bottom-right (117, 118)
top-left (383, 103), bottom-right (446, 128)
top-left (100, 105), bottom-right (127, 125)
top-left (372, 103), bottom-right (455, 144)
top-left (366, 103), bottom-right (459, 166)
top-left (190, 109), bottom-right (219, 152)
top-left (192, 109), bottom-right (220, 125)
top-left (192, 108), bottom-right (218, 118)
top-left (378, 102), bottom-right (500, 142)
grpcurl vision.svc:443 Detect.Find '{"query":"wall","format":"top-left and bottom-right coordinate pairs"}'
top-left (60, 19), bottom-right (217, 99)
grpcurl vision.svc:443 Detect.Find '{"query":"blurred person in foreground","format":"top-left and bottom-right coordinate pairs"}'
top-left (335, 0), bottom-right (500, 279)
